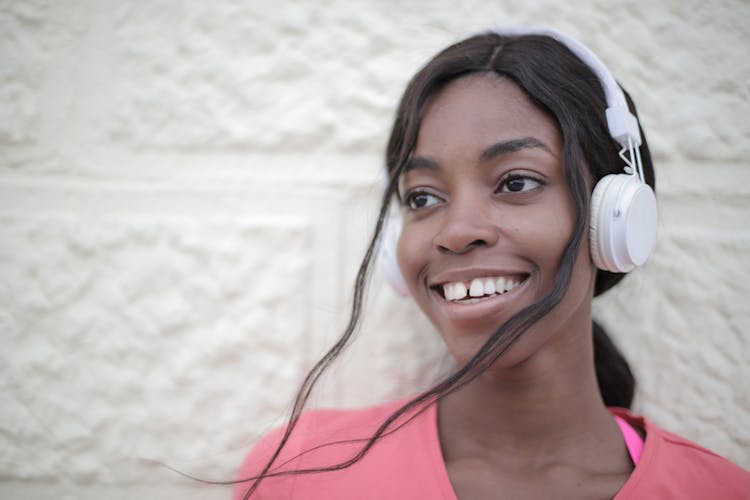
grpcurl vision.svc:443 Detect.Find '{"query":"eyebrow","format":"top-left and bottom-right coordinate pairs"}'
top-left (479, 136), bottom-right (551, 162)
top-left (402, 156), bottom-right (439, 173)
top-left (401, 136), bottom-right (551, 174)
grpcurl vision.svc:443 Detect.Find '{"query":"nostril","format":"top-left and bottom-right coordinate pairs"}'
top-left (439, 238), bottom-right (487, 254)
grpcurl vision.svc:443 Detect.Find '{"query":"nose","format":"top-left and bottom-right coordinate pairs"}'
top-left (434, 195), bottom-right (499, 254)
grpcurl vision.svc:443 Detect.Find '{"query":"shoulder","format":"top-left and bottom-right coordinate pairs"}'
top-left (292, 399), bottom-right (407, 440)
top-left (233, 399), bottom-right (437, 500)
top-left (611, 409), bottom-right (750, 498)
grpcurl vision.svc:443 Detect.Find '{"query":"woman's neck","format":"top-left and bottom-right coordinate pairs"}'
top-left (437, 323), bottom-right (615, 463)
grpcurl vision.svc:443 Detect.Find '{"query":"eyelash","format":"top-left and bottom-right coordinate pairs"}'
top-left (497, 173), bottom-right (544, 193)
top-left (403, 189), bottom-right (443, 211)
top-left (402, 172), bottom-right (544, 211)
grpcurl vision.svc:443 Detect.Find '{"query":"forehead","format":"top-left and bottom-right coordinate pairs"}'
top-left (413, 73), bottom-right (561, 160)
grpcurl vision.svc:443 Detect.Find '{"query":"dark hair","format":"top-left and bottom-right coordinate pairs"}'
top-left (239, 32), bottom-right (653, 497)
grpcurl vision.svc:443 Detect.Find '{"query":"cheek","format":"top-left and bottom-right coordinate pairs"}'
top-left (520, 212), bottom-right (572, 258)
top-left (513, 200), bottom-right (577, 284)
top-left (531, 204), bottom-right (595, 295)
top-left (396, 220), bottom-right (431, 291)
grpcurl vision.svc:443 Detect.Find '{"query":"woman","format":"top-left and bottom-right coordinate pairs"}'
top-left (234, 29), bottom-right (750, 499)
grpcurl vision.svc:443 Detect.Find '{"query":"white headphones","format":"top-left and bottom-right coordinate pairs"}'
top-left (378, 28), bottom-right (657, 296)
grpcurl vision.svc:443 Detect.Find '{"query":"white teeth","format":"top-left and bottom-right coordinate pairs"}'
top-left (441, 275), bottom-right (525, 302)
top-left (444, 282), bottom-right (470, 301)
top-left (469, 278), bottom-right (484, 297)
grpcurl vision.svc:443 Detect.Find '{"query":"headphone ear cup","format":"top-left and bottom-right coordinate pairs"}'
top-left (589, 174), bottom-right (657, 273)
top-left (589, 174), bottom-right (617, 271)
top-left (378, 202), bottom-right (411, 296)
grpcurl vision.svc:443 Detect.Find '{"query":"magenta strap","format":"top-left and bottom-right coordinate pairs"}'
top-left (614, 415), bottom-right (644, 465)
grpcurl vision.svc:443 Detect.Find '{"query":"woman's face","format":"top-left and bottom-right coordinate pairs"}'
top-left (396, 74), bottom-right (597, 367)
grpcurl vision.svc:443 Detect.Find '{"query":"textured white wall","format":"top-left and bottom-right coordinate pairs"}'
top-left (1, 0), bottom-right (748, 498)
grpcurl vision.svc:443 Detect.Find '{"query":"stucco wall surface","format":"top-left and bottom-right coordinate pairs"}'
top-left (1, 0), bottom-right (748, 498)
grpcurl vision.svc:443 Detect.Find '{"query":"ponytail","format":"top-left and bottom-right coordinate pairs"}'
top-left (593, 319), bottom-right (635, 408)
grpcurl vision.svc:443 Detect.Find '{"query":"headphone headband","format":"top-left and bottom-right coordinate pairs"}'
top-left (487, 28), bottom-right (641, 148)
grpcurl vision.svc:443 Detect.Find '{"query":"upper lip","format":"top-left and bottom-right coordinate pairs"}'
top-left (427, 267), bottom-right (530, 287)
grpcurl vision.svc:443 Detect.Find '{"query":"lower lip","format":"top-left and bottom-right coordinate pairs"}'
top-left (432, 278), bottom-right (528, 323)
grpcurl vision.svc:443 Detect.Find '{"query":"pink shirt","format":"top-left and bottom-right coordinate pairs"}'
top-left (235, 400), bottom-right (750, 499)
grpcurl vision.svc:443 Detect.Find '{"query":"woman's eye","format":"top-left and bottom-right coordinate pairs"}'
top-left (499, 175), bottom-right (542, 193)
top-left (405, 191), bottom-right (441, 210)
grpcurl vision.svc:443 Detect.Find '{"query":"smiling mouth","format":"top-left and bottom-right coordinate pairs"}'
top-left (435, 275), bottom-right (528, 303)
